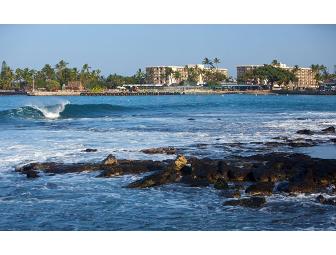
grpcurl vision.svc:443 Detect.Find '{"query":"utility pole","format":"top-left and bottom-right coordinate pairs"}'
top-left (32, 76), bottom-right (35, 92)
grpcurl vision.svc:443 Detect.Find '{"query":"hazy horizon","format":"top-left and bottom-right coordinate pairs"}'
top-left (0, 24), bottom-right (335, 77)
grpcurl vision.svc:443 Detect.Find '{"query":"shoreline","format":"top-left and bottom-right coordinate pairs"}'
top-left (1, 89), bottom-right (336, 96)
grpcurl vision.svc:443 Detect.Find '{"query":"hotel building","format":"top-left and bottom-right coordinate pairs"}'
top-left (236, 63), bottom-right (318, 89)
top-left (146, 64), bottom-right (229, 85)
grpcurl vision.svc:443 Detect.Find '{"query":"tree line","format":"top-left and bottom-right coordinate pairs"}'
top-left (0, 60), bottom-right (146, 91)
top-left (150, 57), bottom-right (229, 86)
top-left (239, 59), bottom-right (336, 88)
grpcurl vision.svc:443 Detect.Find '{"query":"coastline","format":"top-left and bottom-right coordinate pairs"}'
top-left (1, 89), bottom-right (336, 96)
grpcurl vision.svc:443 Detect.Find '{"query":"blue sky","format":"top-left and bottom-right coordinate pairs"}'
top-left (0, 25), bottom-right (335, 77)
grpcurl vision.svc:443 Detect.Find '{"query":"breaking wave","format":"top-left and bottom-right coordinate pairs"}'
top-left (0, 102), bottom-right (132, 120)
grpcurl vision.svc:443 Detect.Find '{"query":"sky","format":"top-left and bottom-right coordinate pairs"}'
top-left (0, 25), bottom-right (335, 77)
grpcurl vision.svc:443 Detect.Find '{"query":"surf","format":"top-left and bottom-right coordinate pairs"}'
top-left (28, 101), bottom-right (70, 119)
top-left (0, 102), bottom-right (132, 121)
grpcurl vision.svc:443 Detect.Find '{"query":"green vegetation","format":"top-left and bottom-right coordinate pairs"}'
top-left (180, 57), bottom-right (227, 85)
top-left (239, 60), bottom-right (336, 88)
top-left (201, 57), bottom-right (227, 85)
top-left (241, 64), bottom-right (297, 87)
top-left (311, 64), bottom-right (336, 83)
top-left (0, 60), bottom-right (146, 91)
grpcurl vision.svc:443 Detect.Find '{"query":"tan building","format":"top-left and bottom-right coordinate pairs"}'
top-left (146, 64), bottom-right (228, 85)
top-left (63, 81), bottom-right (84, 91)
top-left (236, 63), bottom-right (318, 89)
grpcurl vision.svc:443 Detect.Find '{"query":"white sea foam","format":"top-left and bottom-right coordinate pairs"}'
top-left (28, 100), bottom-right (70, 119)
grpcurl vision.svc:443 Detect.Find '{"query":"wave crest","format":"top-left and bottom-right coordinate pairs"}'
top-left (29, 101), bottom-right (69, 119)
top-left (0, 102), bottom-right (131, 121)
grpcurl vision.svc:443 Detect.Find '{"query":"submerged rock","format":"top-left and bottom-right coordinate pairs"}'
top-left (223, 197), bottom-right (266, 208)
top-left (321, 126), bottom-right (335, 133)
top-left (141, 147), bottom-right (177, 155)
top-left (316, 195), bottom-right (336, 206)
top-left (214, 178), bottom-right (229, 190)
top-left (219, 189), bottom-right (241, 198)
top-left (82, 148), bottom-right (98, 152)
top-left (296, 129), bottom-right (314, 135)
top-left (26, 170), bottom-right (39, 178)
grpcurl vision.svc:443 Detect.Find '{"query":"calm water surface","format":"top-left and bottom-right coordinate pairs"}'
top-left (0, 94), bottom-right (336, 230)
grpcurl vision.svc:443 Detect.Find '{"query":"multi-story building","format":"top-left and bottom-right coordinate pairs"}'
top-left (146, 64), bottom-right (228, 85)
top-left (236, 62), bottom-right (318, 89)
top-left (236, 65), bottom-right (263, 83)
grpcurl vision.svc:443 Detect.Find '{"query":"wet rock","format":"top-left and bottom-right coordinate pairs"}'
top-left (83, 148), bottom-right (97, 152)
top-left (217, 160), bottom-right (231, 180)
top-left (126, 155), bottom-right (187, 188)
top-left (16, 162), bottom-right (100, 176)
top-left (26, 170), bottom-right (39, 178)
top-left (321, 126), bottom-right (335, 134)
top-left (296, 129), bottom-right (314, 135)
top-left (219, 189), bottom-right (241, 198)
top-left (188, 178), bottom-right (210, 187)
top-left (245, 182), bottom-right (274, 196)
top-left (180, 165), bottom-right (192, 175)
top-left (287, 169), bottom-right (318, 194)
top-left (227, 167), bottom-right (252, 182)
top-left (126, 170), bottom-right (178, 188)
top-left (275, 181), bottom-right (289, 193)
top-left (141, 147), bottom-right (177, 155)
top-left (248, 153), bottom-right (311, 182)
top-left (316, 195), bottom-right (336, 206)
top-left (214, 178), bottom-right (229, 190)
top-left (330, 138), bottom-right (336, 143)
top-left (188, 157), bottom-right (221, 183)
top-left (223, 197), bottom-right (266, 208)
top-left (98, 160), bottom-right (166, 177)
top-left (272, 136), bottom-right (288, 140)
top-left (102, 154), bottom-right (118, 165)
top-left (171, 155), bottom-right (188, 172)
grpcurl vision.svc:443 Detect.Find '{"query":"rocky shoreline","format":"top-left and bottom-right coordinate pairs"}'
top-left (15, 152), bottom-right (336, 208)
top-left (15, 126), bottom-right (336, 209)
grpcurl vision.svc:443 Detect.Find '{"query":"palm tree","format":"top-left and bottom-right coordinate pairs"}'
top-left (81, 64), bottom-right (91, 74)
top-left (173, 71), bottom-right (181, 82)
top-left (135, 68), bottom-right (146, 84)
top-left (202, 57), bottom-right (210, 68)
top-left (55, 60), bottom-right (69, 85)
top-left (293, 65), bottom-right (299, 72)
top-left (41, 64), bottom-right (55, 81)
top-left (271, 59), bottom-right (279, 66)
top-left (0, 66), bottom-right (14, 90)
top-left (164, 67), bottom-right (173, 85)
top-left (292, 65), bottom-right (300, 90)
top-left (69, 68), bottom-right (79, 81)
top-left (213, 58), bottom-right (221, 70)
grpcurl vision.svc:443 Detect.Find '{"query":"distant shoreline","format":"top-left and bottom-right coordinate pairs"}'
top-left (1, 89), bottom-right (336, 96)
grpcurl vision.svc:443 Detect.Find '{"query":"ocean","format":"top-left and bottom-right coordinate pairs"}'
top-left (0, 94), bottom-right (336, 230)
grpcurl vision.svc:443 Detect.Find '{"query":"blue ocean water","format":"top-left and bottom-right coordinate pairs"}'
top-left (0, 94), bottom-right (336, 230)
